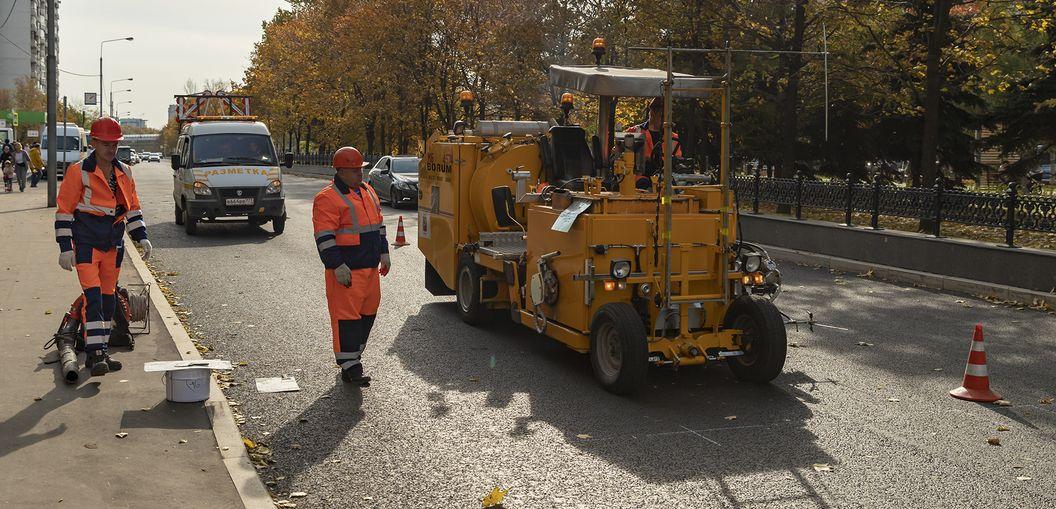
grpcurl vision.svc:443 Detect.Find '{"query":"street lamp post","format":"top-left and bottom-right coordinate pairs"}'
top-left (109, 83), bottom-right (132, 117)
top-left (115, 101), bottom-right (132, 120)
top-left (99, 37), bottom-right (133, 116)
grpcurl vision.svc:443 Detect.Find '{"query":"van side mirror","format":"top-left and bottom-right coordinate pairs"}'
top-left (171, 154), bottom-right (181, 170)
top-left (284, 152), bottom-right (294, 169)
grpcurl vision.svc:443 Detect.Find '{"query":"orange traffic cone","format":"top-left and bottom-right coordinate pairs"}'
top-left (949, 324), bottom-right (1001, 402)
top-left (392, 215), bottom-right (410, 247)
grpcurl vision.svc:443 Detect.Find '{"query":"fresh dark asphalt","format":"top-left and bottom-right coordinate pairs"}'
top-left (133, 162), bottom-right (1056, 508)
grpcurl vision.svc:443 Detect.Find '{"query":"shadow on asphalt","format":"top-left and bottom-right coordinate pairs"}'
top-left (388, 302), bottom-right (836, 506)
top-left (0, 381), bottom-right (100, 460)
top-left (262, 381), bottom-right (365, 497)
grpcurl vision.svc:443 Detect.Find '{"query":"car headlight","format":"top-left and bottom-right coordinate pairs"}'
top-left (744, 255), bottom-right (761, 273)
top-left (396, 179), bottom-right (415, 190)
top-left (610, 259), bottom-right (631, 279)
top-left (266, 179), bottom-right (282, 194)
top-left (192, 181), bottom-right (212, 196)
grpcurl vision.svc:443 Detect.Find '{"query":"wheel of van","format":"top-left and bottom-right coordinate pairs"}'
top-left (456, 256), bottom-right (485, 325)
top-left (182, 205), bottom-right (198, 235)
top-left (174, 203), bottom-right (184, 225)
top-left (272, 214), bottom-right (286, 234)
top-left (723, 296), bottom-right (787, 383)
top-left (589, 302), bottom-right (649, 395)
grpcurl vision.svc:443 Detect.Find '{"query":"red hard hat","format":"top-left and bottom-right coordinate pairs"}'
top-left (333, 146), bottom-right (369, 169)
top-left (90, 117), bottom-right (124, 142)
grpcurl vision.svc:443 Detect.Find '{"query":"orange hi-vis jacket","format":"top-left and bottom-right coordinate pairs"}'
top-left (626, 122), bottom-right (683, 162)
top-left (313, 177), bottom-right (389, 270)
top-left (55, 153), bottom-right (147, 252)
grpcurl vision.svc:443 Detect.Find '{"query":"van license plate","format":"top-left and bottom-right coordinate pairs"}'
top-left (225, 198), bottom-right (254, 206)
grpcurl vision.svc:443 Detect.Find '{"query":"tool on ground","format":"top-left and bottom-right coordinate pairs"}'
top-left (949, 324), bottom-right (1001, 402)
top-left (392, 215), bottom-right (410, 247)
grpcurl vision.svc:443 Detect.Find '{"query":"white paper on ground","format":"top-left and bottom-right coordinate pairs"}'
top-left (144, 360), bottom-right (233, 372)
top-left (255, 376), bottom-right (300, 393)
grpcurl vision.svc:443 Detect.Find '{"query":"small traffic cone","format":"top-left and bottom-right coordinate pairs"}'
top-left (949, 324), bottom-right (1001, 402)
top-left (392, 215), bottom-right (410, 247)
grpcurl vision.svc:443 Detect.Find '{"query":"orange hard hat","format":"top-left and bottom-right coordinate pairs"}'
top-left (333, 146), bottom-right (369, 170)
top-left (90, 117), bottom-right (124, 142)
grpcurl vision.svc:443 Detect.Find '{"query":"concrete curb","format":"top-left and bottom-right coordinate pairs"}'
top-left (124, 235), bottom-right (275, 509)
top-left (761, 244), bottom-right (1056, 309)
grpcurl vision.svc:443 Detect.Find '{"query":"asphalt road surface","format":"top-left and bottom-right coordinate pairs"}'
top-left (132, 161), bottom-right (1056, 508)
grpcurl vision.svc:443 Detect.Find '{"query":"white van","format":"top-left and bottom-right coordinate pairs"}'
top-left (171, 120), bottom-right (292, 235)
top-left (41, 123), bottom-right (87, 178)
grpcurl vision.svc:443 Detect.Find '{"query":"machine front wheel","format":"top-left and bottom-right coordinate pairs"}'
top-left (723, 296), bottom-right (787, 383)
top-left (589, 302), bottom-right (649, 395)
top-left (456, 257), bottom-right (485, 325)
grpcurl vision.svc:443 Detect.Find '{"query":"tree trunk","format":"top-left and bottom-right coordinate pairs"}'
top-left (778, 0), bottom-right (807, 180)
top-left (920, 0), bottom-right (952, 189)
top-left (365, 115), bottom-right (376, 157)
top-left (918, 0), bottom-right (953, 231)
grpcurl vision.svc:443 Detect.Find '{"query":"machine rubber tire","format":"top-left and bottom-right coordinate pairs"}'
top-left (425, 259), bottom-right (455, 296)
top-left (456, 256), bottom-right (485, 325)
top-left (589, 302), bottom-right (649, 395)
top-left (272, 214), bottom-right (286, 234)
top-left (182, 205), bottom-right (198, 235)
top-left (723, 295), bottom-right (787, 383)
top-left (174, 203), bottom-right (184, 225)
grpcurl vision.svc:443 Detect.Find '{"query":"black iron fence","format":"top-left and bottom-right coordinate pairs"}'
top-left (733, 171), bottom-right (1056, 247)
top-left (291, 152), bottom-right (380, 166)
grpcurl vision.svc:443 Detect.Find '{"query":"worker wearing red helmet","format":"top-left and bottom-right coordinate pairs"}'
top-left (55, 117), bottom-right (152, 376)
top-left (312, 146), bottom-right (391, 386)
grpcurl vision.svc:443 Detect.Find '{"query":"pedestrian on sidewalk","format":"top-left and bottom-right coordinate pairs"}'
top-left (312, 146), bottom-right (391, 386)
top-left (2, 160), bottom-right (13, 193)
top-left (55, 117), bottom-right (153, 376)
top-left (29, 142), bottom-right (44, 187)
top-left (12, 142), bottom-right (30, 192)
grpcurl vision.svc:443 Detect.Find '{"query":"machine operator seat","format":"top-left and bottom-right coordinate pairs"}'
top-left (547, 126), bottom-right (596, 189)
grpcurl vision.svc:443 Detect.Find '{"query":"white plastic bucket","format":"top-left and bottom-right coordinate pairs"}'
top-left (164, 368), bottom-right (211, 403)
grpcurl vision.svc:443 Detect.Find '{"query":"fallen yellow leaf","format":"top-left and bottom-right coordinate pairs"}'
top-left (243, 437), bottom-right (256, 449)
top-left (724, 415), bottom-right (737, 421)
top-left (481, 486), bottom-right (510, 508)
top-left (996, 425), bottom-right (1010, 432)
top-left (812, 463), bottom-right (832, 472)
top-left (576, 433), bottom-right (591, 439)
top-left (1040, 397), bottom-right (1053, 405)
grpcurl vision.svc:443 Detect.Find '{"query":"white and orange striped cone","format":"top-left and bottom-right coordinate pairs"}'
top-left (392, 215), bottom-right (410, 247)
top-left (949, 324), bottom-right (1001, 402)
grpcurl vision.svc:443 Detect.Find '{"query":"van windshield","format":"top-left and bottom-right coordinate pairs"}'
top-left (42, 136), bottom-right (81, 151)
top-left (191, 134), bottom-right (276, 167)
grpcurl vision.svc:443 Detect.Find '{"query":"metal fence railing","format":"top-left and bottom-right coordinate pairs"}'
top-left (291, 152), bottom-right (380, 166)
top-left (733, 171), bottom-right (1056, 247)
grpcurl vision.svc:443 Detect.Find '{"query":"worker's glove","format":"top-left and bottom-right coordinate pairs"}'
top-left (335, 263), bottom-right (352, 287)
top-left (58, 250), bottom-right (75, 271)
top-left (138, 239), bottom-right (153, 260)
top-left (379, 253), bottom-right (391, 277)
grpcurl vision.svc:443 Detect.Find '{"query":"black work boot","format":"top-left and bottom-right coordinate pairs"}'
top-left (86, 350), bottom-right (121, 376)
top-left (340, 365), bottom-right (371, 387)
top-left (86, 350), bottom-right (109, 376)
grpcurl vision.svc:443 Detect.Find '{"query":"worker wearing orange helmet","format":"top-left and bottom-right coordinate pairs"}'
top-left (312, 146), bottom-right (391, 386)
top-left (55, 117), bottom-right (152, 376)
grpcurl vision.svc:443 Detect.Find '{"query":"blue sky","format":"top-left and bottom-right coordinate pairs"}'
top-left (57, 0), bottom-right (288, 129)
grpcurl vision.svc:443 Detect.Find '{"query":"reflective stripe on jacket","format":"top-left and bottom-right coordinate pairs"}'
top-left (626, 123), bottom-right (683, 160)
top-left (312, 177), bottom-right (389, 270)
top-left (55, 153), bottom-right (147, 252)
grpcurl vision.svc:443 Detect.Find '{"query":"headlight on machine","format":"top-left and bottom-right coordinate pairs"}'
top-left (610, 259), bottom-right (632, 280)
top-left (192, 181), bottom-right (212, 196)
top-left (744, 255), bottom-right (762, 273)
top-left (266, 179), bottom-right (282, 194)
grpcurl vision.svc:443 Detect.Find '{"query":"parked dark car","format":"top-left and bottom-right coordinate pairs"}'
top-left (367, 155), bottom-right (420, 208)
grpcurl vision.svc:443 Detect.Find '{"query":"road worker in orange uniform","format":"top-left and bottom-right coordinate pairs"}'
top-left (55, 117), bottom-right (152, 376)
top-left (624, 96), bottom-right (682, 190)
top-left (313, 146), bottom-right (391, 386)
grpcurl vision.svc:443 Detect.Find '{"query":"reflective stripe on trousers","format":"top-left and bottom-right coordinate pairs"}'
top-left (325, 266), bottom-right (380, 367)
top-left (75, 247), bottom-right (122, 351)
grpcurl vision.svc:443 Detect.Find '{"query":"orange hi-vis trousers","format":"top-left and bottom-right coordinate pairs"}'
top-left (325, 266), bottom-right (380, 370)
top-left (75, 245), bottom-right (124, 351)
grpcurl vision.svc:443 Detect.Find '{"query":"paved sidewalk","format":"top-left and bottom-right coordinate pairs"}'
top-left (0, 189), bottom-right (244, 508)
